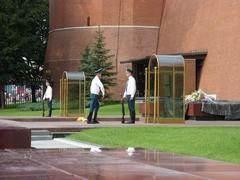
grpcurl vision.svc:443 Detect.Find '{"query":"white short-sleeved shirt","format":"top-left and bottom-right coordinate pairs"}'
top-left (43, 86), bottom-right (52, 100)
top-left (90, 75), bottom-right (105, 96)
top-left (123, 75), bottom-right (136, 98)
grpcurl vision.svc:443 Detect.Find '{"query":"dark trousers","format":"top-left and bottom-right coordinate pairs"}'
top-left (47, 99), bottom-right (52, 117)
top-left (127, 95), bottom-right (135, 122)
top-left (87, 94), bottom-right (99, 122)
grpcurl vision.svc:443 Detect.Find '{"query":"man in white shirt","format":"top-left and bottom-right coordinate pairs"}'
top-left (87, 68), bottom-right (105, 124)
top-left (43, 80), bottom-right (53, 117)
top-left (122, 68), bottom-right (136, 124)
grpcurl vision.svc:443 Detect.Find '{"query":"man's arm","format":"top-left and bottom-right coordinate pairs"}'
top-left (97, 79), bottom-right (105, 97)
top-left (49, 86), bottom-right (53, 101)
top-left (123, 91), bottom-right (127, 98)
top-left (43, 90), bottom-right (46, 100)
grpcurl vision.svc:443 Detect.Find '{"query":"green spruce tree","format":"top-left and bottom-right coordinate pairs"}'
top-left (79, 46), bottom-right (95, 97)
top-left (80, 28), bottom-right (116, 98)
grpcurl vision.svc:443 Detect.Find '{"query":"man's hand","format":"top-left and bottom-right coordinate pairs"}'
top-left (120, 93), bottom-right (124, 102)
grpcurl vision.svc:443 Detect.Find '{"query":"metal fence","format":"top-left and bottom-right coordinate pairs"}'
top-left (4, 85), bottom-right (43, 107)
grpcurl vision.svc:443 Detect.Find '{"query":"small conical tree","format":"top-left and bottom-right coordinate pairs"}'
top-left (80, 28), bottom-right (116, 98)
top-left (91, 28), bottom-right (116, 96)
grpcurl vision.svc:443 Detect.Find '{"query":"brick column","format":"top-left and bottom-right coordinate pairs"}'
top-left (185, 59), bottom-right (196, 95)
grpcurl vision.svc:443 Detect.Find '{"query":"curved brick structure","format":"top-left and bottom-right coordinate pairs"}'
top-left (45, 0), bottom-right (165, 99)
top-left (46, 0), bottom-right (240, 100)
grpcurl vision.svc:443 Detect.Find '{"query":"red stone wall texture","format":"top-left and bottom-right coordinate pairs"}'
top-left (158, 0), bottom-right (240, 100)
top-left (46, 0), bottom-right (240, 100)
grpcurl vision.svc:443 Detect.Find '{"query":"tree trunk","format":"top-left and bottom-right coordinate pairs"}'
top-left (31, 85), bottom-right (36, 103)
top-left (0, 84), bottom-right (5, 109)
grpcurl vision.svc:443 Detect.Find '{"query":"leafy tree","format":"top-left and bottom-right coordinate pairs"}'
top-left (0, 0), bottom-right (49, 106)
top-left (80, 28), bottom-right (116, 98)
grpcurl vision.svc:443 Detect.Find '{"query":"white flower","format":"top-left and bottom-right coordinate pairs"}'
top-left (90, 147), bottom-right (102, 153)
top-left (126, 147), bottom-right (135, 153)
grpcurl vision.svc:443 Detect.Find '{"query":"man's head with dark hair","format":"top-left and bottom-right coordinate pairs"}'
top-left (46, 80), bottom-right (50, 87)
top-left (126, 68), bottom-right (133, 77)
top-left (126, 68), bottom-right (133, 74)
top-left (46, 79), bottom-right (53, 87)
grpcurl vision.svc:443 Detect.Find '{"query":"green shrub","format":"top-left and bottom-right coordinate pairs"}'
top-left (85, 100), bottom-right (119, 108)
top-left (16, 100), bottom-right (118, 111)
top-left (16, 100), bottom-right (60, 111)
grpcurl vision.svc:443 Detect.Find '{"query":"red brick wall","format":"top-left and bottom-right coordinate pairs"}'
top-left (46, 0), bottom-right (240, 100)
top-left (185, 59), bottom-right (196, 95)
top-left (158, 0), bottom-right (240, 100)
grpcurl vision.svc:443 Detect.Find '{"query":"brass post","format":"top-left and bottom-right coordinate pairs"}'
top-left (154, 67), bottom-right (157, 123)
top-left (173, 65), bottom-right (176, 118)
top-left (144, 68), bottom-right (148, 123)
top-left (79, 80), bottom-right (81, 115)
top-left (60, 79), bottom-right (62, 116)
top-left (147, 67), bottom-right (151, 123)
top-left (83, 78), bottom-right (86, 116)
top-left (66, 80), bottom-right (68, 116)
top-left (63, 79), bottom-right (65, 116)
top-left (157, 65), bottom-right (160, 123)
top-left (66, 79), bottom-right (68, 116)
top-left (183, 63), bottom-right (185, 121)
top-left (63, 79), bottom-right (66, 116)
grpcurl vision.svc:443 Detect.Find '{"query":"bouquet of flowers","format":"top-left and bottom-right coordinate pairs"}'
top-left (185, 89), bottom-right (215, 104)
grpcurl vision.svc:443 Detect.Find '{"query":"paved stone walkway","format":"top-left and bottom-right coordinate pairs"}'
top-left (1, 148), bottom-right (240, 179)
top-left (1, 117), bottom-right (240, 179)
top-left (1, 116), bottom-right (240, 132)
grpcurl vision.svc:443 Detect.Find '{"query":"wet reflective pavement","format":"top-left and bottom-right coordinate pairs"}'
top-left (1, 148), bottom-right (240, 179)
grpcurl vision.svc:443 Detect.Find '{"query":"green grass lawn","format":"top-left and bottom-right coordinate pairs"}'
top-left (0, 108), bottom-right (60, 116)
top-left (0, 103), bottom-right (139, 116)
top-left (68, 126), bottom-right (240, 163)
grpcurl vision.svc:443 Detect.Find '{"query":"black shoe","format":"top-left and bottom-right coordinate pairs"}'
top-left (92, 120), bottom-right (100, 124)
top-left (125, 121), bottom-right (135, 124)
top-left (92, 110), bottom-right (99, 124)
top-left (132, 111), bottom-right (136, 124)
top-left (87, 112), bottom-right (93, 123)
top-left (48, 109), bottom-right (52, 117)
top-left (87, 121), bottom-right (98, 124)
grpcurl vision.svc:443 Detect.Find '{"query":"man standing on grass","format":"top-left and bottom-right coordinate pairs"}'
top-left (122, 68), bottom-right (136, 124)
top-left (87, 68), bottom-right (105, 124)
top-left (43, 80), bottom-right (52, 117)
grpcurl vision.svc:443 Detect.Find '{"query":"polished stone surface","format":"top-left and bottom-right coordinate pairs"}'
top-left (0, 148), bottom-right (239, 179)
top-left (0, 125), bottom-right (31, 149)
